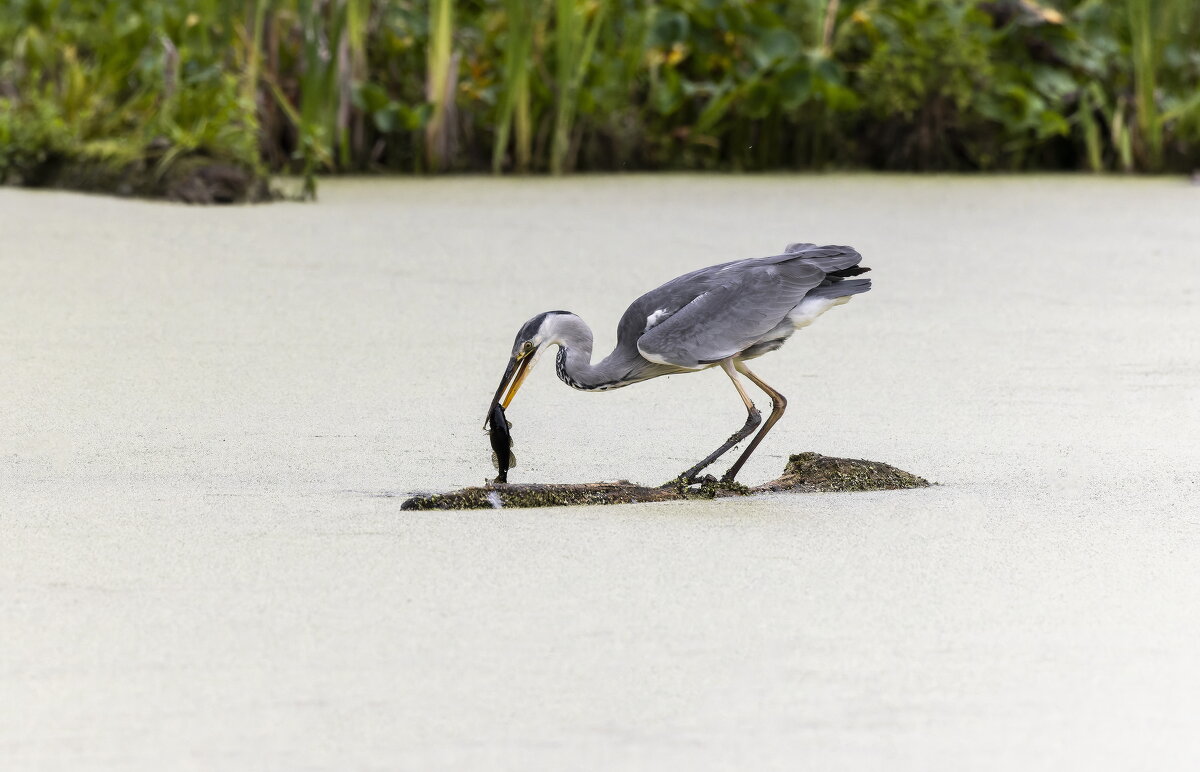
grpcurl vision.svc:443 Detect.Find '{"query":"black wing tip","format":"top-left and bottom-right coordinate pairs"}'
top-left (828, 265), bottom-right (871, 278)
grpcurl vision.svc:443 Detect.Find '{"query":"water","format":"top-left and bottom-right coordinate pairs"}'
top-left (3, 176), bottom-right (1199, 769)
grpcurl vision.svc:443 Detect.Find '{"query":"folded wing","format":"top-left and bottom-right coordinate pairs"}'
top-left (636, 259), bottom-right (826, 368)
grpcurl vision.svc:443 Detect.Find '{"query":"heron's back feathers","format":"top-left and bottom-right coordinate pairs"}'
top-left (782, 242), bottom-right (864, 273)
top-left (622, 243), bottom-right (871, 369)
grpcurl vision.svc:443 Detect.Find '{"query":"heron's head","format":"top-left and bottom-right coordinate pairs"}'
top-left (487, 311), bottom-right (570, 416)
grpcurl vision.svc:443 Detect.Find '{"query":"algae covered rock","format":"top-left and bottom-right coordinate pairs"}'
top-left (400, 481), bottom-right (680, 511)
top-left (401, 452), bottom-right (931, 511)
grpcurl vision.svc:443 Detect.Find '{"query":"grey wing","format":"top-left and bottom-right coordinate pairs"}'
top-left (780, 243), bottom-right (862, 272)
top-left (636, 261), bottom-right (824, 368)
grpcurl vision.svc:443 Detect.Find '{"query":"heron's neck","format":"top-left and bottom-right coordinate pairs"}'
top-left (546, 313), bottom-right (634, 392)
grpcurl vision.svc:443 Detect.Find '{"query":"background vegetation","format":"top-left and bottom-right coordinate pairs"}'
top-left (2, 0), bottom-right (1198, 197)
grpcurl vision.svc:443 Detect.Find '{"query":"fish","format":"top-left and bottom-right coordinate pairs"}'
top-left (487, 401), bottom-right (515, 483)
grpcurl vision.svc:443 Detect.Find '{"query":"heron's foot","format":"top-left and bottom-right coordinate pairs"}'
top-left (660, 474), bottom-right (749, 499)
top-left (700, 473), bottom-right (744, 499)
top-left (660, 474), bottom-right (693, 491)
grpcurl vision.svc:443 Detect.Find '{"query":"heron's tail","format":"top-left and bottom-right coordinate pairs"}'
top-left (827, 265), bottom-right (871, 278)
top-left (805, 278), bottom-right (872, 301)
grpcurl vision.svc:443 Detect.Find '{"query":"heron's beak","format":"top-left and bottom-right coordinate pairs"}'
top-left (487, 351), bottom-right (534, 421)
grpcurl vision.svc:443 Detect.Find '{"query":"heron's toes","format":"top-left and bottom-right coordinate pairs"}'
top-left (660, 474), bottom-right (691, 490)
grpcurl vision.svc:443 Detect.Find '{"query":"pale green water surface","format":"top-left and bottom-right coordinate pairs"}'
top-left (2, 177), bottom-right (1199, 769)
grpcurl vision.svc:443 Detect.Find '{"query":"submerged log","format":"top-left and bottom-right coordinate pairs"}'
top-left (400, 452), bottom-right (932, 511)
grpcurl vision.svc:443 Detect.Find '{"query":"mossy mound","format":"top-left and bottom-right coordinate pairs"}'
top-left (401, 452), bottom-right (932, 511)
top-left (753, 452), bottom-right (932, 493)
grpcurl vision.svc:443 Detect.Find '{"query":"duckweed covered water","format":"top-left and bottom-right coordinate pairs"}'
top-left (5, 177), bottom-right (1200, 771)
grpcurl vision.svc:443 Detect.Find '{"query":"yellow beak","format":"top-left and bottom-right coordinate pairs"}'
top-left (502, 353), bottom-right (533, 408)
top-left (487, 351), bottom-right (534, 425)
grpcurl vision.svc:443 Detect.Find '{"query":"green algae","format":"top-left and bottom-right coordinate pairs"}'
top-left (400, 452), bottom-right (932, 511)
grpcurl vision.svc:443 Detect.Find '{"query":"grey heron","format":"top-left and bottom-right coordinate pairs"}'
top-left (488, 242), bottom-right (871, 484)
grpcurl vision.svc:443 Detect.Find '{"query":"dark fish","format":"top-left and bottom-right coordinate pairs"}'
top-left (487, 402), bottom-right (515, 483)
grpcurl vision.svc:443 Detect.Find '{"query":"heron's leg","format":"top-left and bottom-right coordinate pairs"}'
top-left (672, 359), bottom-right (761, 484)
top-left (721, 361), bottom-right (788, 482)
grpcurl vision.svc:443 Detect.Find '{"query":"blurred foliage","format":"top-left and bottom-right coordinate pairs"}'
top-left (1, 0), bottom-right (1198, 195)
top-left (0, 0), bottom-right (261, 185)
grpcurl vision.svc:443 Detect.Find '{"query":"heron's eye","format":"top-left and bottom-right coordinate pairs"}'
top-left (520, 342), bottom-right (534, 355)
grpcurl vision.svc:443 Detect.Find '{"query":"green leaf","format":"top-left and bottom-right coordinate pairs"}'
top-left (1031, 67), bottom-right (1076, 100)
top-left (1036, 110), bottom-right (1070, 139)
top-left (750, 27), bottom-right (801, 69)
top-left (650, 10), bottom-right (689, 47)
top-left (778, 67), bottom-right (812, 110)
top-left (744, 80), bottom-right (775, 119)
top-left (652, 69), bottom-right (685, 116)
top-left (372, 105), bottom-right (396, 133)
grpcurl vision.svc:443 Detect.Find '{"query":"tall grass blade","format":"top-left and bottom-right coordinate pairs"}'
top-left (243, 0), bottom-right (268, 108)
top-left (1126, 0), bottom-right (1159, 169)
top-left (493, 0), bottom-right (536, 173)
top-left (1079, 85), bottom-right (1103, 172)
top-left (551, 0), bottom-right (606, 175)
top-left (1125, 0), bottom-right (1188, 170)
top-left (426, 0), bottom-right (456, 170)
top-left (345, 0), bottom-right (369, 166)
